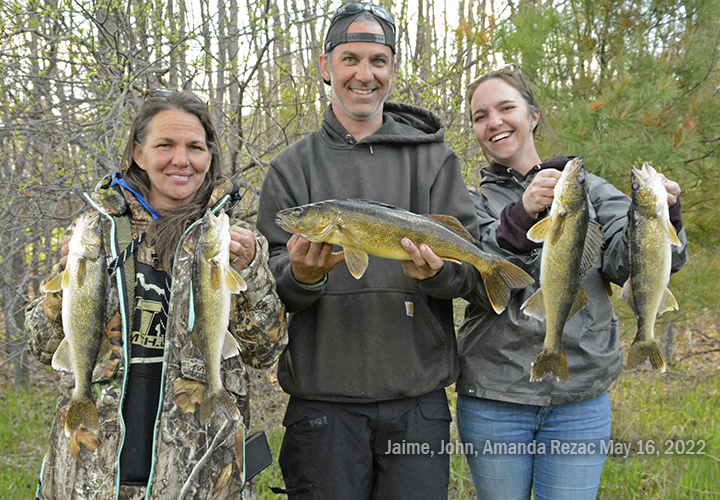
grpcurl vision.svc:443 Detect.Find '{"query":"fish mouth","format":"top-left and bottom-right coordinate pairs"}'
top-left (631, 162), bottom-right (654, 185)
top-left (275, 209), bottom-right (299, 234)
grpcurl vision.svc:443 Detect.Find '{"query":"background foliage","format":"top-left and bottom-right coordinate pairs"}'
top-left (1, 0), bottom-right (719, 498)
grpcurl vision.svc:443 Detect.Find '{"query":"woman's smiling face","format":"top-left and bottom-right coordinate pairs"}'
top-left (470, 77), bottom-right (540, 172)
top-left (132, 108), bottom-right (212, 212)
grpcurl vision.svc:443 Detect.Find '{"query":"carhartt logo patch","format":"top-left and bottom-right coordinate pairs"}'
top-left (405, 301), bottom-right (414, 317)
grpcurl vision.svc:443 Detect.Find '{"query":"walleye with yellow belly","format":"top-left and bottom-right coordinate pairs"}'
top-left (275, 199), bottom-right (534, 314)
top-left (521, 158), bottom-right (605, 383)
top-left (192, 209), bottom-right (247, 423)
top-left (44, 212), bottom-right (111, 438)
top-left (622, 162), bottom-right (681, 373)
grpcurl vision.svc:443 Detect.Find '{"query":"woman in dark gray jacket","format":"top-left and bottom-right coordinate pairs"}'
top-left (456, 65), bottom-right (687, 499)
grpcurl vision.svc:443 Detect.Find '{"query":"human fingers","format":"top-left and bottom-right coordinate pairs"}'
top-left (400, 238), bottom-right (443, 279)
top-left (229, 226), bottom-right (256, 270)
top-left (288, 235), bottom-right (344, 284)
top-left (60, 237), bottom-right (70, 269)
top-left (659, 174), bottom-right (681, 206)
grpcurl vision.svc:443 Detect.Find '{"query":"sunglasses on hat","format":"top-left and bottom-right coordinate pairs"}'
top-left (330, 2), bottom-right (396, 32)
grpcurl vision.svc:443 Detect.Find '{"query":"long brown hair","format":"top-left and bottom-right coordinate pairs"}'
top-left (120, 91), bottom-right (222, 272)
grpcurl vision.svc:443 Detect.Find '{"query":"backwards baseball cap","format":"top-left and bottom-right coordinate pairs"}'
top-left (324, 3), bottom-right (396, 55)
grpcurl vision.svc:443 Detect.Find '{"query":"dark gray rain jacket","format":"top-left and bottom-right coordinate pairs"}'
top-left (25, 178), bottom-right (287, 499)
top-left (457, 155), bottom-right (688, 406)
top-left (256, 103), bottom-right (480, 403)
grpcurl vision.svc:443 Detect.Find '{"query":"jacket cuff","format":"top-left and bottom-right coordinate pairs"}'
top-left (669, 196), bottom-right (683, 234)
top-left (497, 200), bottom-right (544, 254)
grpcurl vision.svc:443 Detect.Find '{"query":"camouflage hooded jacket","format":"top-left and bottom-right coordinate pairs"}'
top-left (24, 177), bottom-right (287, 500)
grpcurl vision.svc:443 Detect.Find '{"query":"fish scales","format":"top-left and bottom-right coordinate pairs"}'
top-left (276, 199), bottom-right (534, 314)
top-left (622, 162), bottom-right (680, 373)
top-left (192, 209), bottom-right (246, 424)
top-left (522, 158), bottom-right (604, 383)
top-left (44, 212), bottom-right (110, 437)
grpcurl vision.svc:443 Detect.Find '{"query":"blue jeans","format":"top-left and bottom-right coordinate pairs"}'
top-left (456, 392), bottom-right (611, 500)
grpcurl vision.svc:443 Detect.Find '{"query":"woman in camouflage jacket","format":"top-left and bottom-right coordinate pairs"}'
top-left (24, 91), bottom-right (287, 500)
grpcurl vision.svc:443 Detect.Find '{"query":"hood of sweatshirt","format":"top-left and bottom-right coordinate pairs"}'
top-left (321, 101), bottom-right (446, 148)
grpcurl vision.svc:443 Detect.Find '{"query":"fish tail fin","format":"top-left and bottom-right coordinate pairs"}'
top-left (65, 397), bottom-right (99, 438)
top-left (626, 339), bottom-right (666, 373)
top-left (200, 388), bottom-right (241, 424)
top-left (530, 349), bottom-right (569, 383)
top-left (478, 259), bottom-right (534, 314)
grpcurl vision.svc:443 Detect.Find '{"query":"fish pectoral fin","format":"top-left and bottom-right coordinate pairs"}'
top-left (568, 287), bottom-right (590, 319)
top-left (426, 214), bottom-right (475, 243)
top-left (521, 288), bottom-right (545, 320)
top-left (621, 279), bottom-right (638, 315)
top-left (222, 331), bottom-right (241, 360)
top-left (343, 246), bottom-right (369, 279)
top-left (666, 221), bottom-right (681, 246)
top-left (51, 338), bottom-right (73, 372)
top-left (76, 258), bottom-right (87, 288)
top-left (526, 216), bottom-right (553, 243)
top-left (658, 288), bottom-right (679, 315)
top-left (210, 261), bottom-right (222, 288)
top-left (226, 266), bottom-right (248, 293)
top-left (43, 270), bottom-right (66, 293)
top-left (579, 220), bottom-right (604, 275)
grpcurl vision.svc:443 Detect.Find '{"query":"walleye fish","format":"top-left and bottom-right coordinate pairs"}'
top-left (622, 162), bottom-right (680, 373)
top-left (192, 209), bottom-right (246, 423)
top-left (275, 199), bottom-right (534, 314)
top-left (44, 212), bottom-right (110, 437)
top-left (521, 158), bottom-right (604, 383)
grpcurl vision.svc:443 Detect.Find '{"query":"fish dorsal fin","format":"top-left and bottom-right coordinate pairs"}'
top-left (666, 221), bottom-right (681, 246)
top-left (343, 246), bottom-right (369, 279)
top-left (43, 270), bottom-right (66, 293)
top-left (222, 331), bottom-right (241, 360)
top-left (226, 266), bottom-right (248, 293)
top-left (526, 216), bottom-right (554, 243)
top-left (658, 288), bottom-right (679, 315)
top-left (568, 287), bottom-right (590, 319)
top-left (580, 220), bottom-right (604, 275)
top-left (349, 199), bottom-right (407, 212)
top-left (51, 338), bottom-right (73, 372)
top-left (426, 214), bottom-right (475, 243)
top-left (621, 279), bottom-right (637, 315)
top-left (521, 288), bottom-right (545, 320)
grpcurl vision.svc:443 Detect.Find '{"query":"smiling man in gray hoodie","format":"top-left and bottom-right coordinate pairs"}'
top-left (256, 3), bottom-right (481, 498)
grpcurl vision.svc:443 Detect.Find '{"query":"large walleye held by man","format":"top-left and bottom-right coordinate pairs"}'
top-left (44, 212), bottom-right (111, 437)
top-left (622, 162), bottom-right (680, 373)
top-left (275, 199), bottom-right (534, 314)
top-left (521, 158), bottom-right (604, 383)
top-left (192, 209), bottom-right (246, 423)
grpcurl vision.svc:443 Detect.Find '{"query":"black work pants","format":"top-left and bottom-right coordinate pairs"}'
top-left (278, 389), bottom-right (452, 500)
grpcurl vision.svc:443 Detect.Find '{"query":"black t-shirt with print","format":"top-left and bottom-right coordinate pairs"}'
top-left (119, 261), bottom-right (170, 485)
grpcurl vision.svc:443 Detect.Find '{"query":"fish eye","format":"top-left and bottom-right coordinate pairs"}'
top-left (292, 208), bottom-right (304, 217)
top-left (632, 181), bottom-right (639, 190)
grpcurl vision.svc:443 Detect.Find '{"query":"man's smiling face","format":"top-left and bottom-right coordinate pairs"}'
top-left (320, 20), bottom-right (396, 132)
